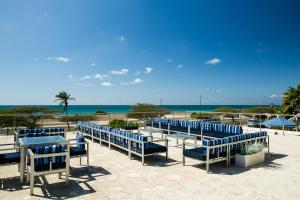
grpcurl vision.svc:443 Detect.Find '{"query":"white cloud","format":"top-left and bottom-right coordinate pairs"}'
top-left (167, 58), bottom-right (173, 63)
top-left (111, 68), bottom-right (129, 75)
top-left (94, 73), bottom-right (103, 80)
top-left (81, 75), bottom-right (91, 80)
top-left (177, 64), bottom-right (184, 69)
top-left (206, 87), bottom-right (210, 90)
top-left (269, 94), bottom-right (278, 98)
top-left (101, 82), bottom-right (112, 87)
top-left (47, 56), bottom-right (69, 63)
top-left (131, 78), bottom-right (143, 84)
top-left (216, 89), bottom-right (222, 93)
top-left (116, 35), bottom-right (126, 42)
top-left (33, 58), bottom-right (39, 61)
top-left (145, 67), bottom-right (153, 74)
top-left (205, 58), bottom-right (221, 65)
top-left (67, 75), bottom-right (73, 79)
top-left (91, 63), bottom-right (96, 66)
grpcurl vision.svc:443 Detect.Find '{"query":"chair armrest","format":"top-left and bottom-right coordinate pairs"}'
top-left (0, 142), bottom-right (19, 147)
top-left (0, 143), bottom-right (20, 151)
top-left (33, 152), bottom-right (68, 159)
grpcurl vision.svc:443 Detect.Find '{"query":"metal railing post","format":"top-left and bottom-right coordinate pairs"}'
top-left (259, 114), bottom-right (262, 132)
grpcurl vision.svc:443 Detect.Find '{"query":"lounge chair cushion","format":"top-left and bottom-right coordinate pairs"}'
top-left (136, 143), bottom-right (167, 155)
top-left (0, 152), bottom-right (21, 164)
top-left (70, 147), bottom-right (87, 156)
top-left (183, 147), bottom-right (217, 161)
top-left (76, 134), bottom-right (85, 150)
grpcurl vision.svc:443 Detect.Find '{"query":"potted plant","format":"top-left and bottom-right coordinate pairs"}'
top-left (235, 142), bottom-right (265, 167)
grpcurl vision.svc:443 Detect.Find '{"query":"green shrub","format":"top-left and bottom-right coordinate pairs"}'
top-left (109, 119), bottom-right (139, 129)
top-left (190, 112), bottom-right (216, 119)
top-left (213, 107), bottom-right (239, 122)
top-left (59, 114), bottom-right (97, 123)
top-left (127, 103), bottom-right (170, 119)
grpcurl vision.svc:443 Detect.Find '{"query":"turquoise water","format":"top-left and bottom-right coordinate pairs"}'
top-left (0, 105), bottom-right (264, 115)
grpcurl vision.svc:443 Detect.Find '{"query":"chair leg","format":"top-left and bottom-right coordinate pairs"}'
top-left (142, 156), bottom-right (144, 166)
top-left (30, 174), bottom-right (34, 195)
top-left (206, 161), bottom-right (209, 173)
top-left (80, 157), bottom-right (82, 165)
top-left (58, 172), bottom-right (62, 179)
top-left (183, 156), bottom-right (185, 166)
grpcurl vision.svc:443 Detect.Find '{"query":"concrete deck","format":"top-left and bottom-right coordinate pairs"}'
top-left (1, 132), bottom-right (300, 200)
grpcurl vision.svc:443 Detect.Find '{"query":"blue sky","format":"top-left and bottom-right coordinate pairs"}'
top-left (0, 0), bottom-right (299, 105)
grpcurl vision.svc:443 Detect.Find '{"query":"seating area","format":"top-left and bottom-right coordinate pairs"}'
top-left (144, 118), bottom-right (269, 173)
top-left (76, 121), bottom-right (168, 165)
top-left (183, 131), bottom-right (269, 172)
top-left (0, 126), bottom-right (89, 195)
top-left (149, 117), bottom-right (243, 138)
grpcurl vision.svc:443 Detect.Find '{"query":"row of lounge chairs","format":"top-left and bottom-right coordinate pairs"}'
top-left (150, 118), bottom-right (243, 138)
top-left (77, 121), bottom-right (168, 165)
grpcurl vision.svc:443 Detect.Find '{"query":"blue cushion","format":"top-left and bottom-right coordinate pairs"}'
top-left (76, 134), bottom-right (85, 150)
top-left (0, 152), bottom-right (20, 164)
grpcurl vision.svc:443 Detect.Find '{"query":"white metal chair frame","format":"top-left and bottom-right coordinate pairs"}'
top-left (26, 142), bottom-right (70, 195)
top-left (69, 139), bottom-right (89, 167)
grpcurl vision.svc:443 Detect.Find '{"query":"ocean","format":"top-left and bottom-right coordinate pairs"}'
top-left (0, 105), bottom-right (264, 115)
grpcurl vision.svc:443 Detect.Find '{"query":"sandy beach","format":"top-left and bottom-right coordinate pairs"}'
top-left (1, 131), bottom-right (300, 200)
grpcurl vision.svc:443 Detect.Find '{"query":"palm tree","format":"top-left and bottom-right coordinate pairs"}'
top-left (55, 91), bottom-right (75, 129)
top-left (281, 84), bottom-right (300, 114)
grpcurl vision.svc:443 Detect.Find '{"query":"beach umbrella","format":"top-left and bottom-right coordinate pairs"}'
top-left (261, 117), bottom-right (296, 127)
top-left (261, 117), bottom-right (296, 135)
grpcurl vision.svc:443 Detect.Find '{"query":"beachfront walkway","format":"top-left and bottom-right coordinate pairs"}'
top-left (1, 132), bottom-right (300, 200)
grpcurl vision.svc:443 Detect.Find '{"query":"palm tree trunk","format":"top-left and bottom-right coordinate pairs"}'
top-left (65, 103), bottom-right (70, 130)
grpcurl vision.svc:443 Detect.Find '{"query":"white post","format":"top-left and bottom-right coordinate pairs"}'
top-left (259, 114), bottom-right (262, 132)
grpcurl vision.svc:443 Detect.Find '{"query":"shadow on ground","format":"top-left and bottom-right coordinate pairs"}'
top-left (0, 176), bottom-right (29, 192)
top-left (1, 166), bottom-right (110, 199)
top-left (188, 152), bottom-right (288, 175)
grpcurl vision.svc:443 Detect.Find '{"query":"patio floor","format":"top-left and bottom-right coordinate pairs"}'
top-left (1, 132), bottom-right (300, 200)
